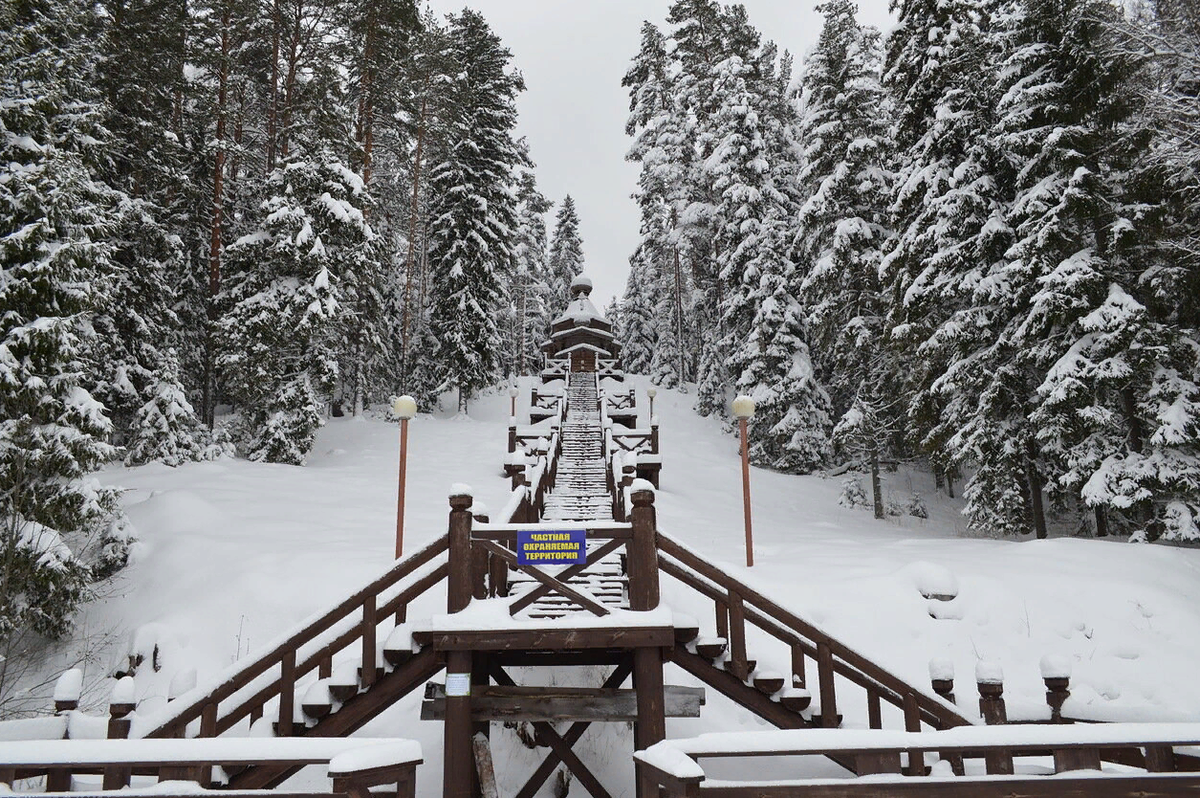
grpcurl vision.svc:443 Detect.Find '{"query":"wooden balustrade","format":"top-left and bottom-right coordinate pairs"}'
top-left (635, 725), bottom-right (1200, 798)
top-left (2, 738), bottom-right (421, 797)
top-left (655, 532), bottom-right (970, 735)
top-left (143, 534), bottom-right (450, 741)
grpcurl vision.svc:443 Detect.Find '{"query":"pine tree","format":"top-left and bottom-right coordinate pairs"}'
top-left (547, 194), bottom-right (584, 306)
top-left (426, 10), bottom-right (524, 414)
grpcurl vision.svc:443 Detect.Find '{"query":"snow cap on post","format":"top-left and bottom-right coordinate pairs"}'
top-left (54, 669), bottom-right (83, 708)
top-left (928, 657), bottom-right (954, 682)
top-left (732, 395), bottom-right (756, 419)
top-left (631, 478), bottom-right (655, 495)
top-left (450, 483), bottom-right (473, 498)
top-left (1039, 654), bottom-right (1072, 680)
top-left (975, 660), bottom-right (1003, 685)
top-left (570, 275), bottom-right (593, 297)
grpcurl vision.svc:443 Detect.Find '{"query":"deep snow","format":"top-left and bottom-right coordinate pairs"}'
top-left (28, 376), bottom-right (1200, 795)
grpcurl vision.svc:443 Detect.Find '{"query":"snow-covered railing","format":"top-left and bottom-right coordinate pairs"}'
top-left (635, 725), bottom-right (1200, 797)
top-left (139, 534), bottom-right (450, 744)
top-left (1, 737), bottom-right (422, 795)
top-left (655, 531), bottom-right (974, 738)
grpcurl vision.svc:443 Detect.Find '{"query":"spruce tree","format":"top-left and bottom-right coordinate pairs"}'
top-left (512, 169), bottom-right (552, 375)
top-left (426, 10), bottom-right (524, 413)
top-left (0, 0), bottom-right (126, 704)
top-left (547, 194), bottom-right (584, 306)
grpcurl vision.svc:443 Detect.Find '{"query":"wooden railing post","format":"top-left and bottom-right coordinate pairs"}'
top-left (361, 596), bottom-right (377, 689)
top-left (472, 505), bottom-right (490, 600)
top-left (102, 678), bottom-right (135, 790)
top-left (628, 483), bottom-right (660, 611)
top-left (507, 423), bottom-right (516, 454)
top-left (278, 649), bottom-right (297, 735)
top-left (977, 663), bottom-right (1013, 775)
top-left (790, 643), bottom-right (806, 689)
top-left (651, 422), bottom-right (659, 454)
top-left (816, 641), bottom-right (838, 727)
top-left (449, 490), bottom-right (475, 613)
top-left (902, 692), bottom-right (927, 776)
top-left (727, 591), bottom-right (750, 682)
top-left (1040, 655), bottom-right (1071, 723)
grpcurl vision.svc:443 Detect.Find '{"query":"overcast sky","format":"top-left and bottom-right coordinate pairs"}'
top-left (425, 0), bottom-right (896, 308)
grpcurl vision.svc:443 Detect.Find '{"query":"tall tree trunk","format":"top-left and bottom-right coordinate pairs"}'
top-left (870, 447), bottom-right (884, 520)
top-left (267, 0), bottom-right (280, 169)
top-left (672, 243), bottom-right (685, 385)
top-left (1025, 438), bottom-right (1048, 539)
top-left (400, 93), bottom-right (428, 384)
top-left (204, 3), bottom-right (232, 428)
top-left (356, 3), bottom-right (377, 189)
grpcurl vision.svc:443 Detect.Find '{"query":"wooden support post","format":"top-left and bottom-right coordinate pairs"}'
top-left (361, 595), bottom-right (377, 688)
top-left (472, 652), bottom-right (490, 798)
top-left (196, 701), bottom-right (218, 785)
top-left (930, 674), bottom-right (963, 775)
top-left (278, 650), bottom-right (296, 736)
top-left (102, 698), bottom-right (134, 790)
top-left (867, 687), bottom-right (882, 730)
top-left (320, 652), bottom-right (333, 679)
top-left (634, 645), bottom-right (666, 798)
top-left (1054, 746), bottom-right (1102, 774)
top-left (1145, 746), bottom-right (1177, 772)
top-left (472, 508), bottom-right (490, 601)
top-left (473, 733), bottom-right (499, 798)
top-left (444, 650), bottom-right (474, 798)
top-left (508, 424), bottom-right (516, 454)
top-left (628, 486), bottom-right (659, 611)
top-left (791, 643), bottom-right (806, 688)
top-left (1044, 675), bottom-right (1070, 722)
top-left (727, 591), bottom-right (749, 682)
top-left (816, 641), bottom-right (838, 728)
top-left (449, 492), bottom-right (474, 613)
top-left (650, 423), bottom-right (659, 455)
top-left (903, 692), bottom-right (926, 776)
top-left (977, 678), bottom-right (1013, 775)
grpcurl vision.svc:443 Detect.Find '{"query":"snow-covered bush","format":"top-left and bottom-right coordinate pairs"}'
top-left (839, 478), bottom-right (869, 508)
top-left (907, 492), bottom-right (929, 519)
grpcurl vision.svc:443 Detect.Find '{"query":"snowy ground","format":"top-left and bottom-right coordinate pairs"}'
top-left (30, 376), bottom-right (1200, 795)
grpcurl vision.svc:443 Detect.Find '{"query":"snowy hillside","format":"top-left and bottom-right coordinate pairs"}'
top-left (25, 376), bottom-right (1196, 794)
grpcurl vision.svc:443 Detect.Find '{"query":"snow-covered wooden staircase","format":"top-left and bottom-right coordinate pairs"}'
top-left (542, 372), bottom-right (612, 523)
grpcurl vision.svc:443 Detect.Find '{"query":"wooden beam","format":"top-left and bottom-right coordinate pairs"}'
top-left (472, 733), bottom-right (499, 798)
top-left (412, 626), bottom-right (673, 652)
top-left (694, 774), bottom-right (1200, 798)
top-left (421, 684), bottom-right (704, 721)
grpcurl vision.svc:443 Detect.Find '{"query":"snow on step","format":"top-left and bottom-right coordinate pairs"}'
top-left (513, 371), bottom-right (627, 618)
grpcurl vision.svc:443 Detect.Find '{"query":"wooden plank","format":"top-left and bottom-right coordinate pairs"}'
top-left (694, 774), bottom-right (1200, 798)
top-left (473, 733), bottom-right (499, 798)
top-left (412, 626), bottom-right (673, 651)
top-left (1054, 746), bottom-right (1102, 773)
top-left (421, 684), bottom-right (704, 721)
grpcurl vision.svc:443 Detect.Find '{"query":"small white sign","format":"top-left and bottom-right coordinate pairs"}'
top-left (445, 673), bottom-right (471, 697)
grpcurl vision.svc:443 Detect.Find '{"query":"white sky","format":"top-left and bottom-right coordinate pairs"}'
top-left (425, 0), bottom-right (896, 307)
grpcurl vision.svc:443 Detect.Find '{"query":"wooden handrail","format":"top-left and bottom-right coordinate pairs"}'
top-left (656, 532), bottom-right (970, 731)
top-left (144, 533), bottom-right (450, 738)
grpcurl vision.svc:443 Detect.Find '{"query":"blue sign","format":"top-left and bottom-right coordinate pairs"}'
top-left (517, 529), bottom-right (586, 565)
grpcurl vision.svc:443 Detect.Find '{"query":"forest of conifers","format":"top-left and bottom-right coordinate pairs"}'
top-left (1, 0), bottom-right (1199, 696)
top-left (613, 0), bottom-right (1200, 542)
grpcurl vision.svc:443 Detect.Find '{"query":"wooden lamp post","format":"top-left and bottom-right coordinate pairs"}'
top-left (393, 395), bottom-right (417, 559)
top-left (732, 395), bottom-right (756, 567)
top-left (647, 387), bottom-right (657, 420)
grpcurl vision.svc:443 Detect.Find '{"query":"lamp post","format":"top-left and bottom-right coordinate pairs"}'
top-left (647, 387), bottom-right (657, 420)
top-left (393, 395), bottom-right (417, 559)
top-left (509, 384), bottom-right (519, 418)
top-left (732, 395), bottom-right (755, 567)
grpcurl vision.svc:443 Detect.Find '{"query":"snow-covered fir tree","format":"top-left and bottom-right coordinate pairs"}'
top-left (510, 168), bottom-right (553, 376)
top-left (218, 156), bottom-right (374, 464)
top-left (616, 244), bottom-right (658, 375)
top-left (426, 10), bottom-right (524, 413)
top-left (0, 0), bottom-right (129, 705)
top-left (794, 0), bottom-right (893, 428)
top-left (547, 194), bottom-right (584, 306)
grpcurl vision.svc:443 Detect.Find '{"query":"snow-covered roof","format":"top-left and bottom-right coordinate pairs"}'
top-left (552, 294), bottom-right (607, 327)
